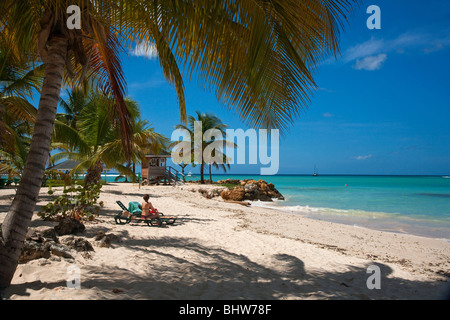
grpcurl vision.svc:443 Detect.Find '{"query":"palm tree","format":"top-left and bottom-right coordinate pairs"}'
top-left (171, 153), bottom-right (195, 183)
top-left (0, 0), bottom-right (356, 288)
top-left (52, 91), bottom-right (168, 186)
top-left (56, 88), bottom-right (90, 130)
top-left (172, 111), bottom-right (236, 184)
top-left (209, 153), bottom-right (231, 183)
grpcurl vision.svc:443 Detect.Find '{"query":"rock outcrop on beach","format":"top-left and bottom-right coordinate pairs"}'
top-left (196, 187), bottom-right (224, 199)
top-left (54, 217), bottom-right (86, 236)
top-left (19, 227), bottom-right (76, 263)
top-left (219, 179), bottom-right (284, 202)
top-left (18, 223), bottom-right (121, 264)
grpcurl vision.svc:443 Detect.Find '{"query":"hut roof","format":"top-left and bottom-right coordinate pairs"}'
top-left (145, 154), bottom-right (171, 158)
top-left (46, 159), bottom-right (80, 171)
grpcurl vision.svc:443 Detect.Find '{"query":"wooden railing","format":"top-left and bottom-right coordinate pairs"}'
top-left (166, 166), bottom-right (184, 182)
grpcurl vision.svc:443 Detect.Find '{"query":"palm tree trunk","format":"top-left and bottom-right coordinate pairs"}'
top-left (0, 102), bottom-right (5, 147)
top-left (200, 162), bottom-right (205, 184)
top-left (84, 161), bottom-right (103, 187)
top-left (0, 35), bottom-right (68, 289)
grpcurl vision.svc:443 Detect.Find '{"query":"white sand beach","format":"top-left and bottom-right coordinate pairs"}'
top-left (1, 183), bottom-right (449, 300)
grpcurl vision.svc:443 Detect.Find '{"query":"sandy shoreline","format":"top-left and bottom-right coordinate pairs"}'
top-left (1, 183), bottom-right (449, 300)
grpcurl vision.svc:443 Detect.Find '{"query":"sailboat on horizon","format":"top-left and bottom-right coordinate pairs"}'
top-left (313, 165), bottom-right (319, 176)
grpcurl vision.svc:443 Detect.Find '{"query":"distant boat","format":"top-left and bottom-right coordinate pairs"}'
top-left (187, 171), bottom-right (192, 177)
top-left (313, 166), bottom-right (319, 176)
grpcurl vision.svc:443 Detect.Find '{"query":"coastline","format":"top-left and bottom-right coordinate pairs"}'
top-left (206, 174), bottom-right (450, 241)
top-left (1, 183), bottom-right (449, 300)
top-left (250, 199), bottom-right (450, 241)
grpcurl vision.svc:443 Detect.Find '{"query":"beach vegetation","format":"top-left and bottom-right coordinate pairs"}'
top-left (218, 182), bottom-right (241, 189)
top-left (38, 182), bottom-right (103, 221)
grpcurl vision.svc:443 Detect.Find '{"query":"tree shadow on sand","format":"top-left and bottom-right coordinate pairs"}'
top-left (4, 235), bottom-right (449, 300)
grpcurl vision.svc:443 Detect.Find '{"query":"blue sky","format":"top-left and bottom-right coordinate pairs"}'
top-left (115, 0), bottom-right (450, 176)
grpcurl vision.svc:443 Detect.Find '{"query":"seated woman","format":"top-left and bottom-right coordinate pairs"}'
top-left (140, 194), bottom-right (160, 219)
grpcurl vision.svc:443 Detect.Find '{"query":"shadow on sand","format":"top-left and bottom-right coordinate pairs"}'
top-left (3, 233), bottom-right (449, 300)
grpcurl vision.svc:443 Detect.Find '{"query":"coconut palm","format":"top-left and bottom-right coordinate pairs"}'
top-left (52, 92), bottom-right (169, 186)
top-left (209, 153), bottom-right (231, 183)
top-left (56, 88), bottom-right (90, 130)
top-left (172, 111), bottom-right (236, 184)
top-left (0, 0), bottom-right (356, 288)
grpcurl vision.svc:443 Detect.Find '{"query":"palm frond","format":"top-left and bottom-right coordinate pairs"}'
top-left (84, 21), bottom-right (133, 156)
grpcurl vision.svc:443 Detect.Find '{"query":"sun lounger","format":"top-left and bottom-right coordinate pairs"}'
top-left (114, 200), bottom-right (177, 226)
top-left (126, 201), bottom-right (177, 225)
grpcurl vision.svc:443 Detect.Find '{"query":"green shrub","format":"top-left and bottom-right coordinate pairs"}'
top-left (218, 183), bottom-right (241, 189)
top-left (38, 183), bottom-right (104, 221)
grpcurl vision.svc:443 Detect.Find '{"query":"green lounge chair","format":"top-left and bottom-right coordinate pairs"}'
top-left (114, 200), bottom-right (176, 226)
top-left (126, 201), bottom-right (177, 225)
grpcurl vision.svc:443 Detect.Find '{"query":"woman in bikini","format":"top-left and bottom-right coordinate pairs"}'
top-left (140, 194), bottom-right (160, 219)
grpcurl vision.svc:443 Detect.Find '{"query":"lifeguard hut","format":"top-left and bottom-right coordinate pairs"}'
top-left (141, 154), bottom-right (183, 185)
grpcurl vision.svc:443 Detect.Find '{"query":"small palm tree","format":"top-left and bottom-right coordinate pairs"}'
top-left (171, 151), bottom-right (196, 183)
top-left (56, 88), bottom-right (90, 130)
top-left (209, 152), bottom-right (231, 183)
top-left (172, 111), bottom-right (236, 184)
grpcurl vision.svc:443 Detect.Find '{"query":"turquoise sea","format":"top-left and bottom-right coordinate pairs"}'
top-left (104, 173), bottom-right (450, 239)
top-left (184, 174), bottom-right (450, 240)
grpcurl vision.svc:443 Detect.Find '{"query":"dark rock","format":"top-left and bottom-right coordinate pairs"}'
top-left (19, 240), bottom-right (51, 263)
top-left (73, 238), bottom-right (94, 252)
top-left (61, 236), bottom-right (94, 252)
top-left (54, 217), bottom-right (85, 236)
top-left (27, 227), bottom-right (59, 244)
top-left (41, 227), bottom-right (59, 243)
top-left (50, 243), bottom-right (74, 259)
top-left (93, 231), bottom-right (120, 248)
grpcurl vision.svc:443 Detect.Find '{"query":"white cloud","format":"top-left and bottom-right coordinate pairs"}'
top-left (423, 35), bottom-right (450, 53)
top-left (339, 31), bottom-right (450, 71)
top-left (128, 78), bottom-right (166, 91)
top-left (353, 54), bottom-right (387, 71)
top-left (131, 42), bottom-right (158, 59)
top-left (355, 154), bottom-right (373, 160)
top-left (317, 87), bottom-right (334, 93)
top-left (322, 112), bottom-right (334, 118)
top-left (344, 38), bottom-right (385, 62)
